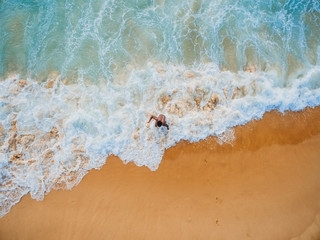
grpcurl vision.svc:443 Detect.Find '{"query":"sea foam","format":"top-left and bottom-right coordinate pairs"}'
top-left (0, 63), bottom-right (320, 217)
top-left (1, 0), bottom-right (320, 218)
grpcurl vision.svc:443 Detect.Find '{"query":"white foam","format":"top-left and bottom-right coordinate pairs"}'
top-left (1, 63), bottom-right (320, 217)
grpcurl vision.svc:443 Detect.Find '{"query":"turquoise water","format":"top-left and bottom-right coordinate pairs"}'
top-left (1, 0), bottom-right (319, 80)
top-left (0, 0), bottom-right (320, 217)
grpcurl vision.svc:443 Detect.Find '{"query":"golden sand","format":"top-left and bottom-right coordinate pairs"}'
top-left (1, 107), bottom-right (320, 240)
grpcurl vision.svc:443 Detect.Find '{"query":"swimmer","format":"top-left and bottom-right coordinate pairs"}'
top-left (146, 114), bottom-right (169, 130)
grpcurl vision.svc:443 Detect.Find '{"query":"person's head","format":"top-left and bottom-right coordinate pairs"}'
top-left (157, 121), bottom-right (162, 127)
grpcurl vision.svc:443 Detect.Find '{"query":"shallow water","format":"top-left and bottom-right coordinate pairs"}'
top-left (0, 0), bottom-right (320, 217)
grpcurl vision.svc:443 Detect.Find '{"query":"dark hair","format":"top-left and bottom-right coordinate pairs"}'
top-left (157, 121), bottom-right (162, 127)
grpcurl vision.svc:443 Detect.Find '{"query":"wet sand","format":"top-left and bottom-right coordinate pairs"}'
top-left (1, 107), bottom-right (320, 240)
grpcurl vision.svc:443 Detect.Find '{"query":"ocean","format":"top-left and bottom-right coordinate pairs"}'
top-left (0, 0), bottom-right (320, 217)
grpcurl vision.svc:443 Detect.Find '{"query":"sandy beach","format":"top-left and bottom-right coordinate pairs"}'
top-left (1, 1), bottom-right (320, 239)
top-left (1, 107), bottom-right (320, 240)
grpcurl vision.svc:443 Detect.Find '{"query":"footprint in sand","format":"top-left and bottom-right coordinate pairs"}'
top-left (215, 197), bottom-right (223, 204)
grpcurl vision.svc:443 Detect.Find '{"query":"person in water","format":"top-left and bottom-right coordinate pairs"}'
top-left (146, 114), bottom-right (169, 130)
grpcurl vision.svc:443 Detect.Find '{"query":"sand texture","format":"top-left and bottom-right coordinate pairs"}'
top-left (1, 107), bottom-right (320, 240)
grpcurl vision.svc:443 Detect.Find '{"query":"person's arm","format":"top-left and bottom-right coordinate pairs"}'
top-left (163, 123), bottom-right (169, 130)
top-left (147, 115), bottom-right (157, 124)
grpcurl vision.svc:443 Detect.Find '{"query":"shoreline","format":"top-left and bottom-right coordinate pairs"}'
top-left (1, 107), bottom-right (320, 239)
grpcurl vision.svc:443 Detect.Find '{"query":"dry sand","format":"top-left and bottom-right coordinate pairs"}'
top-left (1, 107), bottom-right (320, 240)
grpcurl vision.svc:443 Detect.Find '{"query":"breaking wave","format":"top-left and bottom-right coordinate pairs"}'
top-left (1, 0), bottom-right (320, 217)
